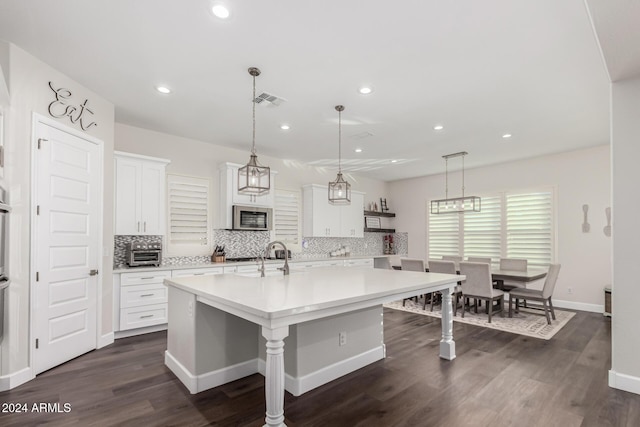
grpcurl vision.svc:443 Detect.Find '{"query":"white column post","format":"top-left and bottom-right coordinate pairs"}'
top-left (262, 325), bottom-right (289, 427)
top-left (439, 285), bottom-right (456, 360)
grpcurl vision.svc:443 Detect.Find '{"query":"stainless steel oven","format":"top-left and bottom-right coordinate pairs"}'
top-left (125, 241), bottom-right (162, 267)
top-left (0, 185), bottom-right (10, 344)
top-left (232, 205), bottom-right (272, 231)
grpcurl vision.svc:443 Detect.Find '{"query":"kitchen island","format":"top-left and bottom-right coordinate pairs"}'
top-left (164, 266), bottom-right (461, 427)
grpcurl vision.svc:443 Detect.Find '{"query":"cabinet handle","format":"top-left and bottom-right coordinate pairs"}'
top-left (193, 273), bottom-right (205, 276)
top-left (140, 314), bottom-right (154, 319)
top-left (137, 221), bottom-right (140, 232)
top-left (140, 294), bottom-right (154, 297)
top-left (141, 277), bottom-right (154, 280)
top-left (144, 221), bottom-right (146, 232)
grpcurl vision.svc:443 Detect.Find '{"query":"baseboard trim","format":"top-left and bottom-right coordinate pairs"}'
top-left (258, 345), bottom-right (386, 397)
top-left (552, 299), bottom-right (603, 313)
top-left (98, 332), bottom-right (114, 349)
top-left (609, 370), bottom-right (640, 395)
top-left (0, 367), bottom-right (34, 392)
top-left (115, 324), bottom-right (167, 339)
top-left (164, 350), bottom-right (259, 394)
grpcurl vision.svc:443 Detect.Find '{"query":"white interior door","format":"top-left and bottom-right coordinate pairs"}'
top-left (34, 120), bottom-right (101, 374)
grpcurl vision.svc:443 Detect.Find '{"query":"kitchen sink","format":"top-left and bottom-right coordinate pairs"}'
top-left (235, 269), bottom-right (305, 278)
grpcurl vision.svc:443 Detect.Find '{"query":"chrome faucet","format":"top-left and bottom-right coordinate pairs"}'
top-left (257, 256), bottom-right (266, 278)
top-left (265, 241), bottom-right (290, 275)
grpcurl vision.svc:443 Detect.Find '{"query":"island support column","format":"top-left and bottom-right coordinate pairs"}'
top-left (439, 286), bottom-right (456, 360)
top-left (262, 325), bottom-right (290, 427)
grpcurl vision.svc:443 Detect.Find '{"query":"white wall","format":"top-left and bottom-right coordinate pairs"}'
top-left (610, 75), bottom-right (640, 393)
top-left (1, 44), bottom-right (115, 381)
top-left (114, 123), bottom-right (389, 230)
top-left (388, 145), bottom-right (611, 310)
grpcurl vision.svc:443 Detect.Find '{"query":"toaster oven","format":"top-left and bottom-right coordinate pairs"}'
top-left (125, 242), bottom-right (162, 267)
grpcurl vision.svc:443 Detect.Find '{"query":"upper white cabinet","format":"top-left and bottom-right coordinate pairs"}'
top-left (218, 162), bottom-right (277, 229)
top-left (302, 184), bottom-right (364, 238)
top-left (115, 151), bottom-right (170, 235)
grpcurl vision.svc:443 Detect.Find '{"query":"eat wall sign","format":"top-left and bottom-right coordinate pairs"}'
top-left (47, 81), bottom-right (98, 131)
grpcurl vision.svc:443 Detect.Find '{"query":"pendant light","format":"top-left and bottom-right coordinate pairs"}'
top-left (328, 105), bottom-right (351, 205)
top-left (430, 151), bottom-right (481, 214)
top-left (238, 67), bottom-right (271, 195)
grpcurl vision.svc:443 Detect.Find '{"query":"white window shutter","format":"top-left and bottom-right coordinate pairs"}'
top-left (463, 194), bottom-right (502, 264)
top-left (167, 174), bottom-right (211, 256)
top-left (274, 189), bottom-right (300, 245)
top-left (428, 205), bottom-right (460, 260)
top-left (506, 191), bottom-right (553, 267)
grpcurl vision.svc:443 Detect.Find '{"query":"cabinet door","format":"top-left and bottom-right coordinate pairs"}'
top-left (140, 162), bottom-right (165, 235)
top-left (115, 157), bottom-right (142, 235)
top-left (340, 192), bottom-right (364, 238)
top-left (303, 185), bottom-right (340, 237)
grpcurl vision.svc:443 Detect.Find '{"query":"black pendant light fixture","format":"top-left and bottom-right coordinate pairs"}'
top-left (328, 105), bottom-right (351, 205)
top-left (238, 67), bottom-right (270, 195)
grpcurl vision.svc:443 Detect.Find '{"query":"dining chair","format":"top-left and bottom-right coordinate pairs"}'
top-left (459, 261), bottom-right (505, 323)
top-left (498, 258), bottom-right (528, 290)
top-left (375, 257), bottom-right (392, 270)
top-left (427, 260), bottom-right (460, 314)
top-left (442, 255), bottom-right (462, 271)
top-left (400, 258), bottom-right (426, 306)
top-left (509, 264), bottom-right (561, 324)
top-left (467, 257), bottom-right (492, 264)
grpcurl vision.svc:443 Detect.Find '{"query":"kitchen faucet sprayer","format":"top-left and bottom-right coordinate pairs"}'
top-left (265, 241), bottom-right (289, 275)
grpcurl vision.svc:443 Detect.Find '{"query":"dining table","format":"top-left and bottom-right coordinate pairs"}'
top-left (391, 262), bottom-right (548, 285)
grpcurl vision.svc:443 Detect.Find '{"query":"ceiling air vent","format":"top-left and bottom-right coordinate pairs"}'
top-left (254, 92), bottom-right (286, 107)
top-left (350, 131), bottom-right (374, 140)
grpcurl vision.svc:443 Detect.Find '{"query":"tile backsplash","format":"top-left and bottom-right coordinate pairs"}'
top-left (114, 231), bottom-right (408, 268)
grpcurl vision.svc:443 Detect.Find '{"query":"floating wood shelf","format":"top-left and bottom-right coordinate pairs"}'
top-left (364, 228), bottom-right (396, 233)
top-left (363, 210), bottom-right (396, 218)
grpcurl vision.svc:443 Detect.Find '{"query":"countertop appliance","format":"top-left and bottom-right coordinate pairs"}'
top-left (0, 185), bottom-right (10, 344)
top-left (232, 205), bottom-right (272, 231)
top-left (125, 241), bottom-right (162, 267)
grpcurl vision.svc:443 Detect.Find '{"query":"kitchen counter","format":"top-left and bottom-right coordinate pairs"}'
top-left (164, 266), bottom-right (460, 427)
top-left (113, 255), bottom-right (383, 273)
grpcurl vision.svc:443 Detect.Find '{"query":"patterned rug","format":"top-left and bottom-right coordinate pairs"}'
top-left (384, 299), bottom-right (575, 340)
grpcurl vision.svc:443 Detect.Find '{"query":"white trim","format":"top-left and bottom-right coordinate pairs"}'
top-left (258, 345), bottom-right (385, 397)
top-left (29, 113), bottom-right (105, 374)
top-left (113, 150), bottom-right (170, 164)
top-left (98, 332), bottom-right (114, 349)
top-left (609, 370), bottom-right (640, 395)
top-left (0, 367), bottom-right (34, 392)
top-left (164, 351), bottom-right (259, 394)
top-left (114, 324), bottom-right (167, 340)
top-left (552, 298), bottom-right (603, 313)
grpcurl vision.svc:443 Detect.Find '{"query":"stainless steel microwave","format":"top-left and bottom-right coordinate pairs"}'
top-left (232, 205), bottom-right (272, 231)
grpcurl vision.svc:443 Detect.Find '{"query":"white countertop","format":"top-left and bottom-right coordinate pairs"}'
top-left (164, 266), bottom-right (461, 324)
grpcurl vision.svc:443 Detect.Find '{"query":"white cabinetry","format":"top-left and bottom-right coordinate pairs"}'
top-left (115, 151), bottom-right (170, 235)
top-left (302, 184), bottom-right (364, 238)
top-left (171, 267), bottom-right (224, 277)
top-left (118, 270), bottom-right (171, 331)
top-left (218, 162), bottom-right (277, 229)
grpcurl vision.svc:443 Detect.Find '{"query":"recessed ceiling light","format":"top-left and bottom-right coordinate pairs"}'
top-left (391, 160), bottom-right (398, 163)
top-left (358, 86), bottom-right (373, 95)
top-left (355, 148), bottom-right (363, 153)
top-left (433, 124), bottom-right (444, 131)
top-left (502, 133), bottom-right (512, 139)
top-left (280, 124), bottom-right (290, 130)
top-left (211, 3), bottom-right (230, 19)
top-left (156, 86), bottom-right (171, 94)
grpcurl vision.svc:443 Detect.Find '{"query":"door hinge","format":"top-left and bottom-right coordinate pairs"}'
top-left (35, 339), bottom-right (39, 349)
top-left (37, 138), bottom-right (47, 149)
top-left (36, 272), bottom-right (39, 282)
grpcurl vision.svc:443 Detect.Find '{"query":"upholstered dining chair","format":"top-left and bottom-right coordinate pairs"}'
top-left (459, 261), bottom-right (505, 323)
top-left (375, 257), bottom-right (392, 270)
top-left (467, 257), bottom-right (492, 264)
top-left (427, 259), bottom-right (459, 314)
top-left (498, 258), bottom-right (528, 290)
top-left (509, 264), bottom-right (561, 324)
top-left (442, 255), bottom-right (463, 270)
top-left (400, 258), bottom-right (426, 306)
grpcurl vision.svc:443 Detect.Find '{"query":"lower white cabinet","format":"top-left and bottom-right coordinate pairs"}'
top-left (171, 267), bottom-right (224, 277)
top-left (344, 259), bottom-right (374, 268)
top-left (119, 270), bottom-right (171, 331)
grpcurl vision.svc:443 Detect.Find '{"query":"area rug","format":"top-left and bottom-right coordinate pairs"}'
top-left (384, 299), bottom-right (575, 340)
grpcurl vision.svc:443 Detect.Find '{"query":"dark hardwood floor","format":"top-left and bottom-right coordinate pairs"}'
top-left (1, 308), bottom-right (638, 426)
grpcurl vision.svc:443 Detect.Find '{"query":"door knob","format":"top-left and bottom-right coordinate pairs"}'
top-left (89, 269), bottom-right (99, 276)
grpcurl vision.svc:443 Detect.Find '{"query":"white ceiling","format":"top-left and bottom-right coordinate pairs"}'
top-left (0, 0), bottom-right (614, 181)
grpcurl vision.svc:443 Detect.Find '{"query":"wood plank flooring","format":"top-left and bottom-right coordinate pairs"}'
top-left (1, 308), bottom-right (638, 426)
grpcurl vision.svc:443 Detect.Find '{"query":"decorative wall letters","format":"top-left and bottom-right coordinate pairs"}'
top-left (47, 81), bottom-right (98, 131)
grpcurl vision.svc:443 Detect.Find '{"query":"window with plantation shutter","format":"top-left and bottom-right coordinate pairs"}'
top-left (506, 191), bottom-right (553, 267)
top-left (274, 189), bottom-right (300, 246)
top-left (463, 194), bottom-right (502, 264)
top-left (167, 174), bottom-right (211, 256)
top-left (427, 187), bottom-right (555, 266)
